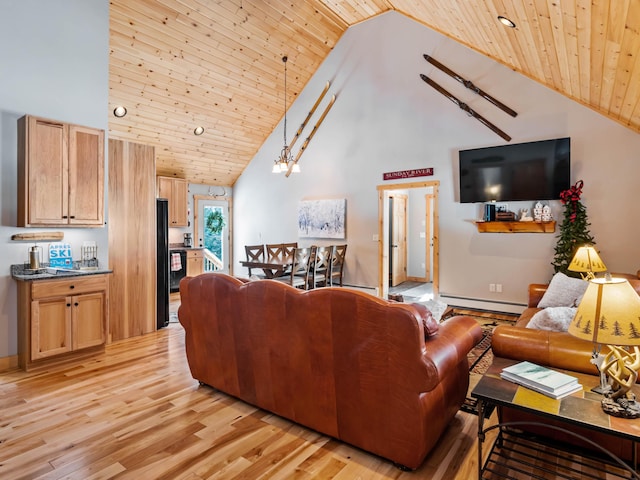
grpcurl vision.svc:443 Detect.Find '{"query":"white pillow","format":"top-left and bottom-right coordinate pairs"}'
top-left (526, 307), bottom-right (576, 332)
top-left (537, 272), bottom-right (588, 308)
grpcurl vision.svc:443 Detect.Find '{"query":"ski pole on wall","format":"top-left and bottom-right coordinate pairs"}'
top-left (285, 94), bottom-right (337, 177)
top-left (423, 54), bottom-right (518, 117)
top-left (419, 74), bottom-right (511, 142)
top-left (287, 81), bottom-right (331, 152)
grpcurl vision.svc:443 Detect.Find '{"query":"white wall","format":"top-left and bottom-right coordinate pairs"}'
top-left (0, 0), bottom-right (109, 360)
top-left (234, 12), bottom-right (640, 311)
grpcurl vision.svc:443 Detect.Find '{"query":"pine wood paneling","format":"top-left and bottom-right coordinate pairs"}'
top-left (109, 0), bottom-right (640, 186)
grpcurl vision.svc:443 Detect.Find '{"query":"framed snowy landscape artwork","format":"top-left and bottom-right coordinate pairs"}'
top-left (298, 199), bottom-right (346, 239)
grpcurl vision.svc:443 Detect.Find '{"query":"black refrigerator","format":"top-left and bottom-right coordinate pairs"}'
top-left (157, 199), bottom-right (170, 329)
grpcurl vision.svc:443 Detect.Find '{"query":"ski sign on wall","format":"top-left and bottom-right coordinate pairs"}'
top-left (383, 168), bottom-right (433, 181)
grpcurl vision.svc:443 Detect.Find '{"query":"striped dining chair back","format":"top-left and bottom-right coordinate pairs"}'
top-left (275, 246), bottom-right (315, 289)
top-left (329, 244), bottom-right (347, 286)
top-left (312, 246), bottom-right (332, 288)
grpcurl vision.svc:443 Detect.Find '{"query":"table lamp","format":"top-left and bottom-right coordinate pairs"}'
top-left (568, 277), bottom-right (640, 418)
top-left (567, 245), bottom-right (608, 280)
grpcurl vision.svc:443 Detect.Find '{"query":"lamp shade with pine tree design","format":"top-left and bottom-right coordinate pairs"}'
top-left (569, 277), bottom-right (640, 346)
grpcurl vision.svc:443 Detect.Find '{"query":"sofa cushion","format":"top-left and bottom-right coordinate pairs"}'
top-left (537, 272), bottom-right (588, 308)
top-left (526, 306), bottom-right (576, 332)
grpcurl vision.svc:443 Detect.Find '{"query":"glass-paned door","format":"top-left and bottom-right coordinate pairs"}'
top-left (196, 198), bottom-right (229, 273)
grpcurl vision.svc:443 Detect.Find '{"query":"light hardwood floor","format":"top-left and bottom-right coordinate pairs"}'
top-left (0, 323), bottom-right (495, 479)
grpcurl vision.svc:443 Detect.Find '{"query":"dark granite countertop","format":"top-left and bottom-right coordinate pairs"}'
top-left (11, 263), bottom-right (113, 281)
top-left (169, 244), bottom-right (203, 250)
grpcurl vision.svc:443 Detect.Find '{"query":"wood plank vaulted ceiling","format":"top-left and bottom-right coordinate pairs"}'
top-left (109, 0), bottom-right (640, 187)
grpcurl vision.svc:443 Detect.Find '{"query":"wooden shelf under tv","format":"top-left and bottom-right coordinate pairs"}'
top-left (475, 221), bottom-right (556, 233)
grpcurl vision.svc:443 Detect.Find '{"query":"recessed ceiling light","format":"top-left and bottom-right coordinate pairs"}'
top-left (194, 126), bottom-right (205, 136)
top-left (498, 16), bottom-right (516, 28)
top-left (113, 106), bottom-right (127, 117)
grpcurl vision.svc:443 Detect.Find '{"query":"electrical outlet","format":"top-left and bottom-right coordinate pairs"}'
top-left (372, 234), bottom-right (379, 241)
top-left (421, 263), bottom-right (425, 269)
top-left (496, 284), bottom-right (503, 293)
top-left (489, 283), bottom-right (496, 292)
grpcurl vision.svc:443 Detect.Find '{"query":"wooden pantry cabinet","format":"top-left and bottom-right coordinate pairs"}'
top-left (157, 176), bottom-right (188, 226)
top-left (17, 274), bottom-right (109, 371)
top-left (17, 115), bottom-right (105, 227)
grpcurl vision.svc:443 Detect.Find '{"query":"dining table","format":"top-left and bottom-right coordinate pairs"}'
top-left (239, 260), bottom-right (291, 279)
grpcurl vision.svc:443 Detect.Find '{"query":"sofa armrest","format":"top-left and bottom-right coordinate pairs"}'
top-left (423, 316), bottom-right (483, 380)
top-left (492, 325), bottom-right (598, 375)
top-left (528, 284), bottom-right (548, 307)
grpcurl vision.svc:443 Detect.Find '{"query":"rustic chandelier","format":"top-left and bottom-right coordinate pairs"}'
top-left (272, 56), bottom-right (300, 174)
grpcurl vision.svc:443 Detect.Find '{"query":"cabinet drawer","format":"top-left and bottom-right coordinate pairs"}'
top-left (186, 249), bottom-right (202, 259)
top-left (31, 274), bottom-right (109, 299)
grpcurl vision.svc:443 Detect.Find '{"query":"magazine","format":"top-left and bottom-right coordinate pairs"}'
top-left (500, 361), bottom-right (582, 399)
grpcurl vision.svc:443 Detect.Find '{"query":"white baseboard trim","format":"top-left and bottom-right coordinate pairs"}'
top-left (342, 284), bottom-right (379, 297)
top-left (440, 294), bottom-right (526, 315)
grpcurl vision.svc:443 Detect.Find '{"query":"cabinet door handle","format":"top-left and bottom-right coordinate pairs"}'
top-left (70, 216), bottom-right (75, 219)
top-left (62, 215), bottom-right (68, 219)
top-left (74, 302), bottom-right (79, 307)
top-left (69, 285), bottom-right (75, 289)
top-left (66, 303), bottom-right (71, 307)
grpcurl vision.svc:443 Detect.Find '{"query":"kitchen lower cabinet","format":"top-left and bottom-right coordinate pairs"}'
top-left (18, 274), bottom-right (109, 371)
top-left (186, 249), bottom-right (204, 277)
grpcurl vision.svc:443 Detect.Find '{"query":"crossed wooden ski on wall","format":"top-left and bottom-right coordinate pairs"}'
top-left (283, 81), bottom-right (336, 177)
top-left (419, 54), bottom-right (517, 142)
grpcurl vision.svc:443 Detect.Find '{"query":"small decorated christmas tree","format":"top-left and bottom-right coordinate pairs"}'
top-left (552, 180), bottom-right (596, 276)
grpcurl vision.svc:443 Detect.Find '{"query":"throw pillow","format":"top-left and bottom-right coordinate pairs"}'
top-left (410, 302), bottom-right (439, 337)
top-left (537, 272), bottom-right (588, 308)
top-left (526, 307), bottom-right (576, 332)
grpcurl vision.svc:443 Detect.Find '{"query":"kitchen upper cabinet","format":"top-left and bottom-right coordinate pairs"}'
top-left (157, 176), bottom-right (188, 226)
top-left (18, 274), bottom-right (109, 371)
top-left (17, 115), bottom-right (105, 227)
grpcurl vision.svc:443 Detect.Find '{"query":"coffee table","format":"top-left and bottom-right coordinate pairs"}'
top-left (472, 357), bottom-right (640, 479)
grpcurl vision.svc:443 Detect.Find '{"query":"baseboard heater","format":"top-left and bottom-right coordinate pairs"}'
top-left (440, 293), bottom-right (526, 315)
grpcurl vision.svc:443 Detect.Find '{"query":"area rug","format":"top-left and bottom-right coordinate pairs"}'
top-left (443, 308), bottom-right (519, 416)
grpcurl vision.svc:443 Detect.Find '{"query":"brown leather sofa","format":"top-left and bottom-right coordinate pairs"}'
top-left (491, 275), bottom-right (640, 461)
top-left (178, 273), bottom-right (482, 469)
top-left (493, 275), bottom-right (640, 375)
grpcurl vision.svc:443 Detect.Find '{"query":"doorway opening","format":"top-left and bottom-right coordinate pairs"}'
top-left (377, 180), bottom-right (439, 300)
top-left (193, 194), bottom-right (233, 274)
top-left (388, 192), bottom-right (408, 287)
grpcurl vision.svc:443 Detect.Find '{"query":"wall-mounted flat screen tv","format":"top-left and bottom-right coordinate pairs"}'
top-left (459, 137), bottom-right (571, 203)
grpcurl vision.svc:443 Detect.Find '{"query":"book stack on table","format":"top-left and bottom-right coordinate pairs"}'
top-left (500, 361), bottom-right (583, 399)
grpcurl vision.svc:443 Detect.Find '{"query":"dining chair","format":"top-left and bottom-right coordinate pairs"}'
top-left (275, 246), bottom-right (315, 289)
top-left (282, 242), bottom-right (298, 264)
top-left (312, 245), bottom-right (332, 288)
top-left (244, 244), bottom-right (265, 277)
top-left (266, 243), bottom-right (285, 263)
top-left (329, 244), bottom-right (347, 286)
